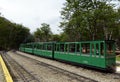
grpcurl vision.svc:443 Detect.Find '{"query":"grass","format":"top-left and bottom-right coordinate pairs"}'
top-left (116, 55), bottom-right (120, 61)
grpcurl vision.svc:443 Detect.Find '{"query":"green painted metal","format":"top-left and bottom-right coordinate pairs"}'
top-left (54, 52), bottom-right (106, 68)
top-left (24, 48), bottom-right (33, 53)
top-left (19, 40), bottom-right (116, 70)
top-left (19, 44), bottom-right (25, 52)
top-left (54, 40), bottom-right (115, 69)
top-left (33, 42), bottom-right (53, 58)
top-left (34, 49), bottom-right (52, 57)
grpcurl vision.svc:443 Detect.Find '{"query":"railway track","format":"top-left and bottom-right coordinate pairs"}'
top-left (1, 52), bottom-right (40, 82)
top-left (12, 51), bottom-right (97, 82)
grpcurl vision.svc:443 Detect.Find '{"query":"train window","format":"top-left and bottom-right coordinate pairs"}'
top-left (64, 44), bottom-right (70, 52)
top-left (38, 45), bottom-right (40, 49)
top-left (106, 43), bottom-right (114, 55)
top-left (41, 45), bottom-right (44, 50)
top-left (29, 45), bottom-right (32, 48)
top-left (26, 45), bottom-right (28, 48)
top-left (91, 43), bottom-right (104, 56)
top-left (33, 44), bottom-right (36, 49)
top-left (29, 45), bottom-right (31, 48)
top-left (76, 44), bottom-right (80, 55)
top-left (55, 44), bottom-right (59, 51)
top-left (64, 44), bottom-right (68, 52)
top-left (27, 45), bottom-right (30, 48)
top-left (35, 44), bottom-right (38, 49)
top-left (36, 45), bottom-right (39, 49)
top-left (28, 45), bottom-right (30, 48)
top-left (60, 44), bottom-right (64, 52)
top-left (42, 44), bottom-right (46, 50)
top-left (69, 43), bottom-right (75, 53)
top-left (91, 44), bottom-right (94, 55)
top-left (37, 44), bottom-right (42, 49)
top-left (82, 43), bottom-right (90, 55)
top-left (76, 44), bottom-right (80, 52)
top-left (47, 44), bottom-right (52, 50)
top-left (40, 45), bottom-right (43, 49)
top-left (96, 44), bottom-right (99, 55)
top-left (45, 44), bottom-right (47, 50)
top-left (54, 44), bottom-right (56, 51)
top-left (34, 44), bottom-right (36, 48)
top-left (100, 43), bottom-right (104, 56)
top-left (27, 45), bottom-right (29, 48)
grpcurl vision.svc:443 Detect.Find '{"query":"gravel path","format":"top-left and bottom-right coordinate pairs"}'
top-left (2, 53), bottom-right (40, 82)
top-left (14, 51), bottom-right (120, 82)
top-left (7, 51), bottom-right (95, 82)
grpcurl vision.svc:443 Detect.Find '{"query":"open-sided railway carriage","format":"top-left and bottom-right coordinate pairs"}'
top-left (19, 40), bottom-right (116, 72)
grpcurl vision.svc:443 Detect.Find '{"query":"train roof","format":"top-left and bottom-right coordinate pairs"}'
top-left (20, 40), bottom-right (115, 45)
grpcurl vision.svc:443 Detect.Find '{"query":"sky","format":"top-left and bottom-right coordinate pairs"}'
top-left (0, 0), bottom-right (65, 34)
top-left (0, 0), bottom-right (119, 34)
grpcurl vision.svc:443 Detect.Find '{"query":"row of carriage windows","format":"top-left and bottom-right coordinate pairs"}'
top-left (56, 43), bottom-right (114, 55)
top-left (55, 43), bottom-right (105, 55)
top-left (24, 42), bottom-right (114, 55)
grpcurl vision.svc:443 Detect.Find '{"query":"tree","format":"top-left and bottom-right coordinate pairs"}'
top-left (59, 32), bottom-right (69, 42)
top-left (34, 23), bottom-right (52, 42)
top-left (60, 0), bottom-right (120, 41)
top-left (11, 24), bottom-right (30, 48)
top-left (34, 28), bottom-right (43, 42)
top-left (51, 34), bottom-right (61, 42)
top-left (41, 23), bottom-right (52, 41)
top-left (0, 16), bottom-right (30, 50)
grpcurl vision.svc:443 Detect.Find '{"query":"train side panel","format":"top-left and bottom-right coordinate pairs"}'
top-left (34, 49), bottom-right (52, 58)
top-left (19, 40), bottom-right (116, 71)
top-left (24, 48), bottom-right (33, 54)
top-left (33, 42), bottom-right (53, 58)
top-left (54, 52), bottom-right (106, 69)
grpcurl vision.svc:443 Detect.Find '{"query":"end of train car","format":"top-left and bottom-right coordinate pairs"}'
top-left (53, 40), bottom-right (116, 72)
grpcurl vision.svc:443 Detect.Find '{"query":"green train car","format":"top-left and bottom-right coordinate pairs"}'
top-left (19, 40), bottom-right (116, 72)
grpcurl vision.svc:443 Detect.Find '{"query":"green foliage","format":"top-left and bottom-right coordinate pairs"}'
top-left (0, 16), bottom-right (30, 50)
top-left (34, 23), bottom-right (52, 42)
top-left (59, 32), bottom-right (69, 42)
top-left (116, 56), bottom-right (120, 61)
top-left (60, 0), bottom-right (120, 41)
top-left (51, 34), bottom-right (61, 42)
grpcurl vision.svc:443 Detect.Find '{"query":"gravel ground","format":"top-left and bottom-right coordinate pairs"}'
top-left (7, 51), bottom-right (89, 82)
top-left (8, 51), bottom-right (120, 82)
top-left (16, 51), bottom-right (120, 82)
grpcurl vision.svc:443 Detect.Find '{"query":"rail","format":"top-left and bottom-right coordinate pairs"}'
top-left (1, 53), bottom-right (40, 82)
top-left (14, 51), bottom-right (97, 82)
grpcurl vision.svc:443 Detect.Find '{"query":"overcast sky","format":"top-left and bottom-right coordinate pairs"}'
top-left (0, 0), bottom-right (65, 34)
top-left (0, 0), bottom-right (119, 34)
